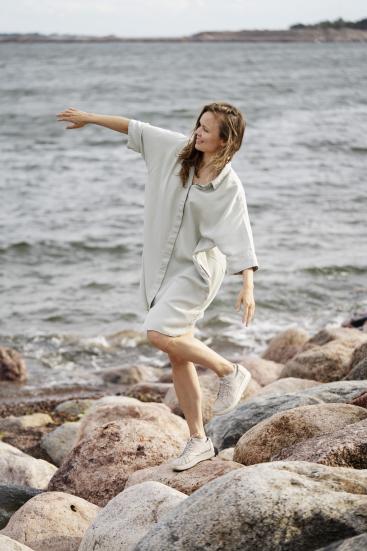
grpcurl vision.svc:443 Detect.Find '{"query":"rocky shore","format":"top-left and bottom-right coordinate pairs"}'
top-left (1, 318), bottom-right (367, 550)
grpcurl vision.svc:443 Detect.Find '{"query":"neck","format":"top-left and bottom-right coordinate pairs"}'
top-left (201, 152), bottom-right (216, 167)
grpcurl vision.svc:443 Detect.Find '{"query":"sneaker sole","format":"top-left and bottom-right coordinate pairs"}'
top-left (213, 366), bottom-right (252, 416)
top-left (171, 447), bottom-right (215, 471)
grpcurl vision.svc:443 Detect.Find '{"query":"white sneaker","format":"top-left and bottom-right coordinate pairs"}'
top-left (171, 435), bottom-right (215, 471)
top-left (212, 363), bottom-right (252, 416)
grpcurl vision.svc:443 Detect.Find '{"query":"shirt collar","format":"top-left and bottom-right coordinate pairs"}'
top-left (189, 161), bottom-right (232, 190)
top-left (211, 161), bottom-right (232, 190)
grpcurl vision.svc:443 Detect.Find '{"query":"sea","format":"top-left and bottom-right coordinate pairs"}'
top-left (1, 41), bottom-right (366, 392)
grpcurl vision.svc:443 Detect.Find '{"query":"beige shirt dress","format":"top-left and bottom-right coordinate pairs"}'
top-left (126, 119), bottom-right (259, 337)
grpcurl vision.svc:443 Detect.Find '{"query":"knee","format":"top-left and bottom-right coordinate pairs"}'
top-left (146, 330), bottom-right (172, 353)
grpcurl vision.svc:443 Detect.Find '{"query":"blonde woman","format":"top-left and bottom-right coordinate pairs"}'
top-left (56, 102), bottom-right (259, 471)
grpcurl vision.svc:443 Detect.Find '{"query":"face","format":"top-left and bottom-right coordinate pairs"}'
top-left (194, 111), bottom-right (226, 154)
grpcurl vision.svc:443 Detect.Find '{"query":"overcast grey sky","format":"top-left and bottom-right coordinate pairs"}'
top-left (2, 0), bottom-right (366, 37)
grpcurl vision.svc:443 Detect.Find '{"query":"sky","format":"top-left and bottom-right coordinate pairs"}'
top-left (1, 0), bottom-right (366, 38)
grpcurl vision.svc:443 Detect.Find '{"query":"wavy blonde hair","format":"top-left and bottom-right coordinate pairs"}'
top-left (177, 101), bottom-right (246, 187)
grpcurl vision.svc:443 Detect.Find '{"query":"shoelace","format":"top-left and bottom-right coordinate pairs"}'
top-left (217, 368), bottom-right (237, 400)
top-left (178, 437), bottom-right (201, 460)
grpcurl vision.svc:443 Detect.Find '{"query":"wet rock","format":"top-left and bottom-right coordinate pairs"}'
top-left (127, 382), bottom-right (173, 403)
top-left (0, 484), bottom-right (43, 530)
top-left (79, 481), bottom-right (186, 551)
top-left (0, 382), bottom-right (111, 418)
top-left (53, 398), bottom-right (96, 420)
top-left (233, 403), bottom-right (367, 465)
top-left (0, 414), bottom-right (57, 461)
top-left (272, 418), bottom-right (367, 468)
top-left (261, 327), bottom-right (309, 363)
top-left (0, 491), bottom-right (99, 551)
top-left (125, 457), bottom-right (242, 495)
top-left (0, 413), bottom-right (53, 431)
top-left (101, 364), bottom-right (161, 385)
top-left (40, 421), bottom-right (81, 466)
top-left (0, 348), bottom-right (27, 383)
top-left (0, 441), bottom-right (57, 488)
top-left (205, 381), bottom-right (367, 451)
top-left (134, 461), bottom-right (367, 551)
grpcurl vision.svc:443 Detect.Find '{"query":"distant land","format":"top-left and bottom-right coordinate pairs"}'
top-left (1, 18), bottom-right (366, 43)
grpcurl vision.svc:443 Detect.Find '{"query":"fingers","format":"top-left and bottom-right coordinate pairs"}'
top-left (239, 302), bottom-right (255, 326)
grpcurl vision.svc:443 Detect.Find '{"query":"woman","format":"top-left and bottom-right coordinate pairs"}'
top-left (56, 102), bottom-right (259, 471)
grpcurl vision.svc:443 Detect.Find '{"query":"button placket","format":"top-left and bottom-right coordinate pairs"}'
top-left (148, 167), bottom-right (195, 308)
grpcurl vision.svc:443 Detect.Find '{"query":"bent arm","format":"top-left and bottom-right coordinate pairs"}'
top-left (88, 113), bottom-right (130, 134)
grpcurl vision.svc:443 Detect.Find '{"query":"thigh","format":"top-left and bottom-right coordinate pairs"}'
top-left (143, 267), bottom-right (210, 337)
top-left (147, 328), bottom-right (194, 353)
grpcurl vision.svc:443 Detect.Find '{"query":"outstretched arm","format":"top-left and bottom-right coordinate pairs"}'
top-left (56, 107), bottom-right (130, 133)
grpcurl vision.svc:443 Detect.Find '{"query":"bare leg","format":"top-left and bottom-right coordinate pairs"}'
top-left (168, 350), bottom-right (206, 439)
top-left (164, 333), bottom-right (235, 378)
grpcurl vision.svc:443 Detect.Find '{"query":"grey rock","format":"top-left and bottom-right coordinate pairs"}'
top-left (134, 461), bottom-right (367, 551)
top-left (205, 381), bottom-right (367, 451)
top-left (79, 481), bottom-right (186, 551)
top-left (316, 532), bottom-right (367, 550)
top-left (0, 485), bottom-right (43, 529)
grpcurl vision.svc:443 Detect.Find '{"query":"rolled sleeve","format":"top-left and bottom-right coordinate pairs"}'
top-left (214, 191), bottom-right (259, 275)
top-left (127, 119), bottom-right (187, 172)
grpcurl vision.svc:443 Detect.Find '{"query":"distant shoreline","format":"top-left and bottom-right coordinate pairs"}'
top-left (1, 27), bottom-right (367, 44)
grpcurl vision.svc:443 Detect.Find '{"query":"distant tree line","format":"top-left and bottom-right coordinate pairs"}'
top-left (290, 17), bottom-right (367, 30)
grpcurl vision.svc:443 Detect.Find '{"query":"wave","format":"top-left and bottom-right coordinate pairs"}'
top-left (303, 264), bottom-right (367, 276)
top-left (0, 240), bottom-right (130, 255)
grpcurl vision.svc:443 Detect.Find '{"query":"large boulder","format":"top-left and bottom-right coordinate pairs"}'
top-left (74, 396), bottom-right (187, 445)
top-left (261, 327), bottom-right (309, 363)
top-left (255, 377), bottom-right (320, 397)
top-left (125, 457), bottom-right (242, 495)
top-left (233, 403), bottom-right (367, 465)
top-left (0, 442), bottom-right (57, 488)
top-left (280, 327), bottom-right (367, 382)
top-left (40, 421), bottom-right (81, 466)
top-left (79, 481), bottom-right (186, 551)
top-left (272, 417), bottom-right (367, 468)
top-left (0, 535), bottom-right (34, 550)
top-left (0, 491), bottom-right (99, 551)
top-left (237, 355), bottom-right (284, 386)
top-left (47, 400), bottom-right (189, 506)
top-left (134, 461), bottom-right (367, 551)
top-left (303, 326), bottom-right (367, 350)
top-left (0, 484), bottom-right (43, 530)
top-left (205, 381), bottom-right (367, 451)
top-left (280, 341), bottom-right (356, 382)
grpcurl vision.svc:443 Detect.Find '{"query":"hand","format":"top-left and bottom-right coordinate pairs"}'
top-left (56, 107), bottom-right (91, 129)
top-left (235, 285), bottom-right (255, 326)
